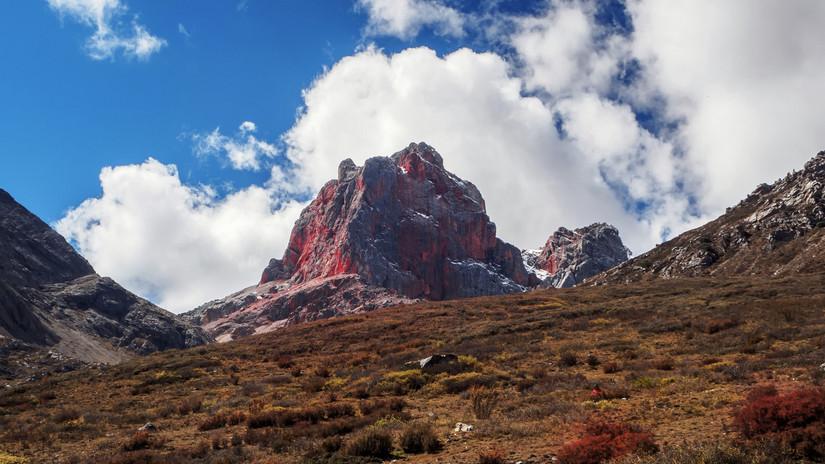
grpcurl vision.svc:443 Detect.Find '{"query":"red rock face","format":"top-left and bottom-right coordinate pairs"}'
top-left (189, 143), bottom-right (534, 340)
top-left (265, 142), bottom-right (531, 300)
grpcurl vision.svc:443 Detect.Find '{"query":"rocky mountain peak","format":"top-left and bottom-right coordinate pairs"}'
top-left (189, 143), bottom-right (535, 341)
top-left (523, 223), bottom-right (630, 288)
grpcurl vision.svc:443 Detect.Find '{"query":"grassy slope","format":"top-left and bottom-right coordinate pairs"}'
top-left (1, 275), bottom-right (825, 463)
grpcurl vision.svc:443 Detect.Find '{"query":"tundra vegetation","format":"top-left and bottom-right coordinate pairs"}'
top-left (1, 275), bottom-right (824, 463)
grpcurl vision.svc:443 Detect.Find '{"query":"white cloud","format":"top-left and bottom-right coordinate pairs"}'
top-left (192, 121), bottom-right (278, 171)
top-left (284, 46), bottom-right (659, 252)
top-left (47, 0), bottom-right (166, 60)
top-left (627, 0), bottom-right (825, 215)
top-left (357, 0), bottom-right (464, 39)
top-left (56, 159), bottom-right (306, 313)
top-left (58, 1), bottom-right (825, 313)
top-left (510, 2), bottom-right (627, 96)
top-left (177, 23), bottom-right (190, 38)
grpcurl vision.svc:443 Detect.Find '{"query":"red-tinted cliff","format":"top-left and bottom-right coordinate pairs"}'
top-left (186, 143), bottom-right (535, 341)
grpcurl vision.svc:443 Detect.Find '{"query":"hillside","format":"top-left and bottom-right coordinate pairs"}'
top-left (1, 274), bottom-right (823, 463)
top-left (0, 189), bottom-right (210, 380)
top-left (594, 152), bottom-right (825, 284)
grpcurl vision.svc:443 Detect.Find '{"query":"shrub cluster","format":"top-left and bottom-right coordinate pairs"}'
top-left (469, 387), bottom-right (499, 420)
top-left (478, 448), bottom-right (505, 464)
top-left (197, 410), bottom-right (247, 431)
top-left (358, 397), bottom-right (406, 416)
top-left (399, 422), bottom-right (442, 454)
top-left (343, 427), bottom-right (393, 458)
top-left (122, 431), bottom-right (165, 452)
top-left (733, 385), bottom-right (825, 460)
top-left (557, 419), bottom-right (657, 464)
top-left (247, 403), bottom-right (356, 429)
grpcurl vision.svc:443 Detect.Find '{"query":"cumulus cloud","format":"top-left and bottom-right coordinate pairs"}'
top-left (284, 46), bottom-right (658, 251)
top-left (191, 121), bottom-right (278, 171)
top-left (56, 159), bottom-right (306, 313)
top-left (627, 0), bottom-right (825, 214)
top-left (58, 0), bottom-right (825, 313)
top-left (510, 2), bottom-right (627, 96)
top-left (47, 0), bottom-right (166, 60)
top-left (357, 0), bottom-right (465, 39)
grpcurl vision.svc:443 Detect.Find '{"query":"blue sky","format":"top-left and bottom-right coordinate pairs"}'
top-left (4, 0), bottom-right (825, 312)
top-left (0, 0), bottom-right (497, 222)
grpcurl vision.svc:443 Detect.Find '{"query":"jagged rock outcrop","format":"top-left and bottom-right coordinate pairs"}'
top-left (522, 223), bottom-right (630, 287)
top-left (186, 143), bottom-right (536, 341)
top-left (594, 151), bottom-right (825, 284)
top-left (0, 189), bottom-right (210, 377)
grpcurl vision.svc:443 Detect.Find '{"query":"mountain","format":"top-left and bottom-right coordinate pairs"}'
top-left (185, 143), bottom-right (538, 341)
top-left (0, 189), bottom-right (210, 378)
top-left (522, 223), bottom-right (630, 287)
top-left (594, 151), bottom-right (825, 284)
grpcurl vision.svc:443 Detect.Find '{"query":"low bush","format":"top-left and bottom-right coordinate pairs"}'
top-left (175, 395), bottom-right (203, 415)
top-left (733, 385), bottom-right (825, 460)
top-left (441, 373), bottom-right (497, 394)
top-left (240, 382), bottom-right (266, 397)
top-left (377, 369), bottom-right (428, 395)
top-left (198, 410), bottom-right (247, 431)
top-left (122, 431), bottom-right (164, 452)
top-left (586, 354), bottom-right (600, 368)
top-left (557, 419), bottom-right (657, 464)
top-left (399, 422), bottom-right (442, 454)
top-left (560, 351), bottom-right (579, 367)
top-left (478, 448), bottom-right (505, 464)
top-left (652, 358), bottom-right (674, 371)
top-left (52, 408), bottom-right (81, 423)
top-left (247, 403), bottom-right (357, 429)
top-left (602, 362), bottom-right (622, 374)
top-left (343, 427), bottom-right (393, 458)
top-left (615, 441), bottom-right (800, 464)
top-left (359, 398), bottom-right (406, 417)
top-left (469, 387), bottom-right (499, 420)
top-left (243, 428), bottom-right (289, 452)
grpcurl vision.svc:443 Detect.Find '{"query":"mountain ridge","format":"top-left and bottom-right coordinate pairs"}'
top-left (592, 150), bottom-right (825, 284)
top-left (0, 188), bottom-right (211, 379)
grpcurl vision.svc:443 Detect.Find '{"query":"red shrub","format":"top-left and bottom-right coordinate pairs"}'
top-left (734, 385), bottom-right (825, 460)
top-left (557, 419), bottom-right (657, 464)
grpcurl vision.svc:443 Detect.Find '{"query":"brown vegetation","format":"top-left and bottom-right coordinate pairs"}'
top-left (1, 275), bottom-right (825, 462)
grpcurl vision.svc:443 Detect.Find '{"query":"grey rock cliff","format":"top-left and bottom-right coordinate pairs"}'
top-left (0, 189), bottom-right (210, 378)
top-left (523, 223), bottom-right (630, 287)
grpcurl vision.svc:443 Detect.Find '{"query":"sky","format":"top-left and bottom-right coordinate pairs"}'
top-left (3, 0), bottom-right (825, 313)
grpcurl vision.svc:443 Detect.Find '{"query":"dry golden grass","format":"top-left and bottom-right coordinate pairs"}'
top-left (1, 274), bottom-right (824, 463)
